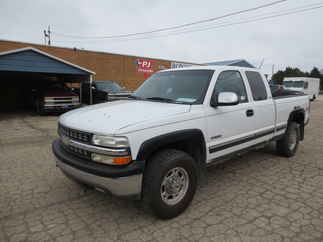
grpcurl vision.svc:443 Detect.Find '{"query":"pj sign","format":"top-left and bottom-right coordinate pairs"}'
top-left (136, 59), bottom-right (154, 78)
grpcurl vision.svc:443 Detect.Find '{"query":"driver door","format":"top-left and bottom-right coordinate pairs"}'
top-left (205, 70), bottom-right (254, 161)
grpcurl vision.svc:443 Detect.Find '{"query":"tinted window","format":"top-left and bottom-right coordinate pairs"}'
top-left (134, 70), bottom-right (214, 104)
top-left (245, 71), bottom-right (267, 101)
top-left (213, 71), bottom-right (248, 103)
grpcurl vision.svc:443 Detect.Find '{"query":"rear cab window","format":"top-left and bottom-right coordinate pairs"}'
top-left (245, 71), bottom-right (268, 101)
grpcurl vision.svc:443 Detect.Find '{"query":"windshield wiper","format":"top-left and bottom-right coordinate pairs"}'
top-left (146, 97), bottom-right (188, 104)
top-left (146, 97), bottom-right (174, 102)
top-left (128, 95), bottom-right (144, 100)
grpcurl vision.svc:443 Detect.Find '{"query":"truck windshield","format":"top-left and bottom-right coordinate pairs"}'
top-left (133, 70), bottom-right (214, 104)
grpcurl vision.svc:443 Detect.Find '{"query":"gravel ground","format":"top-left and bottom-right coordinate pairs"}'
top-left (0, 98), bottom-right (323, 242)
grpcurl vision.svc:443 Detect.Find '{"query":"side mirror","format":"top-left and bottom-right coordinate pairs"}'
top-left (91, 86), bottom-right (96, 90)
top-left (211, 92), bottom-right (239, 107)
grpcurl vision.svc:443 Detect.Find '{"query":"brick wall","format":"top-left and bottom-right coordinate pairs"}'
top-left (0, 40), bottom-right (192, 91)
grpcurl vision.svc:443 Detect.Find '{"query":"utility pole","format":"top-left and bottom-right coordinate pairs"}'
top-left (43, 25), bottom-right (51, 45)
top-left (272, 64), bottom-right (275, 76)
top-left (258, 58), bottom-right (265, 69)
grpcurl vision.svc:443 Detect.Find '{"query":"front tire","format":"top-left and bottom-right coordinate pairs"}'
top-left (143, 149), bottom-right (197, 219)
top-left (276, 122), bottom-right (300, 157)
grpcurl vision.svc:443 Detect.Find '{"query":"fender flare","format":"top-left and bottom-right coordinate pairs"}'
top-left (136, 129), bottom-right (206, 163)
top-left (288, 108), bottom-right (305, 140)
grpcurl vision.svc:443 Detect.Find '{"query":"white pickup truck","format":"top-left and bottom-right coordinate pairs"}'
top-left (52, 66), bottom-right (310, 219)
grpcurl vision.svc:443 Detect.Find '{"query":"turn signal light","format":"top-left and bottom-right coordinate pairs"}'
top-left (91, 153), bottom-right (132, 165)
top-left (112, 156), bottom-right (132, 165)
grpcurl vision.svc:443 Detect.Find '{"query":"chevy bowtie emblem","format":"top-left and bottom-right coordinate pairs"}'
top-left (61, 135), bottom-right (70, 146)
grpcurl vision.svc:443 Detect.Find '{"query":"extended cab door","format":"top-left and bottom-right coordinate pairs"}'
top-left (205, 70), bottom-right (256, 161)
top-left (243, 71), bottom-right (276, 139)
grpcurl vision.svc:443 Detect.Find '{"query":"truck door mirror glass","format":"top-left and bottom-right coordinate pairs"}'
top-left (211, 92), bottom-right (239, 107)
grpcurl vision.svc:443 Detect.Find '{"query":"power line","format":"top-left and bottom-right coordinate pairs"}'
top-left (54, 3), bottom-right (323, 44)
top-left (138, 4), bottom-right (323, 41)
top-left (52, 0), bottom-right (287, 40)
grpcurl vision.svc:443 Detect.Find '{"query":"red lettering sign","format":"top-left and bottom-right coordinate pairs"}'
top-left (137, 59), bottom-right (154, 78)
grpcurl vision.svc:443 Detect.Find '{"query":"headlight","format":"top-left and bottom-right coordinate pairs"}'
top-left (92, 135), bottom-right (129, 148)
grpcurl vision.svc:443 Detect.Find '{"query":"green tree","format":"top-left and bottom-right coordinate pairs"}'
top-left (310, 67), bottom-right (321, 78)
top-left (272, 70), bottom-right (285, 84)
top-left (272, 66), bottom-right (321, 86)
top-left (310, 67), bottom-right (323, 90)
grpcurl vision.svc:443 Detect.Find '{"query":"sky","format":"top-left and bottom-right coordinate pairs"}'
top-left (0, 0), bottom-right (323, 76)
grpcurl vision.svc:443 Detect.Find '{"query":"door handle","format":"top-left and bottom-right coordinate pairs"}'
top-left (246, 109), bottom-right (254, 117)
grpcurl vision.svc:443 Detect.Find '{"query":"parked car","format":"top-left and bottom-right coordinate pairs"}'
top-left (91, 81), bottom-right (132, 103)
top-left (283, 77), bottom-right (320, 101)
top-left (32, 82), bottom-right (80, 114)
top-left (52, 66), bottom-right (310, 219)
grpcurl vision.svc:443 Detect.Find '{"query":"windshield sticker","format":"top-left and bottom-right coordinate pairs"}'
top-left (176, 98), bottom-right (196, 103)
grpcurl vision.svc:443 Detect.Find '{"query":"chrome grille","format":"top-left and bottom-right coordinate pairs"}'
top-left (63, 143), bottom-right (91, 159)
top-left (58, 124), bottom-right (92, 143)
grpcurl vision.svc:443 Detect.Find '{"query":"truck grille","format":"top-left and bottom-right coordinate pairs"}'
top-left (58, 124), bottom-right (92, 143)
top-left (58, 124), bottom-right (92, 160)
top-left (61, 142), bottom-right (91, 159)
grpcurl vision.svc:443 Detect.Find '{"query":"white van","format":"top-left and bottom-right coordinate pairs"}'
top-left (283, 77), bottom-right (320, 101)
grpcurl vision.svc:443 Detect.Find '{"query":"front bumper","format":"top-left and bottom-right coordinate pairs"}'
top-left (43, 104), bottom-right (81, 112)
top-left (52, 139), bottom-right (144, 198)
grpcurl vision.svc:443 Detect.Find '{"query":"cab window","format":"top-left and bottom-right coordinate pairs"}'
top-left (245, 71), bottom-right (268, 101)
top-left (213, 70), bottom-right (248, 103)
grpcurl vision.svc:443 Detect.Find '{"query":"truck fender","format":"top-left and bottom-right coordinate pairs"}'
top-left (136, 129), bottom-right (207, 165)
top-left (288, 108), bottom-right (305, 141)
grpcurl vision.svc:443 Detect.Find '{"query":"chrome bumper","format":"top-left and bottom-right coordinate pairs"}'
top-left (56, 159), bottom-right (143, 197)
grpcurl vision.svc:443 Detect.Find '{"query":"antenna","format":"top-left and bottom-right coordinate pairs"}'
top-left (43, 25), bottom-right (51, 45)
top-left (258, 58), bottom-right (265, 69)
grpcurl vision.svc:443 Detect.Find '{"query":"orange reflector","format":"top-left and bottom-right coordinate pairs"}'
top-left (112, 156), bottom-right (132, 165)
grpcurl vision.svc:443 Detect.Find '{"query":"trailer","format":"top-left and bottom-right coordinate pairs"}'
top-left (283, 77), bottom-right (320, 101)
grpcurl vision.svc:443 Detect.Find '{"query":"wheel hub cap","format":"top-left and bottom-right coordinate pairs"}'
top-left (161, 167), bottom-right (189, 206)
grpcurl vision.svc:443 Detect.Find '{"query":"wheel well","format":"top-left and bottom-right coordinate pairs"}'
top-left (288, 110), bottom-right (305, 140)
top-left (136, 129), bottom-right (206, 166)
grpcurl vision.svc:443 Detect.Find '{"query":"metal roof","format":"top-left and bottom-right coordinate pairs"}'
top-left (0, 47), bottom-right (95, 75)
top-left (205, 59), bottom-right (255, 68)
top-left (0, 39), bottom-right (195, 65)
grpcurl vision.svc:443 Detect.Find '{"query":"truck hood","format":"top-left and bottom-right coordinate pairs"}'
top-left (59, 100), bottom-right (190, 135)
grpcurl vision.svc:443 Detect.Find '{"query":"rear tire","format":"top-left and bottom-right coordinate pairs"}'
top-left (276, 122), bottom-right (300, 157)
top-left (142, 149), bottom-right (197, 219)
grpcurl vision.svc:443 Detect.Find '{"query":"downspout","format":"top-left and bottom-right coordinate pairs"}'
top-left (79, 79), bottom-right (83, 105)
top-left (90, 75), bottom-right (93, 105)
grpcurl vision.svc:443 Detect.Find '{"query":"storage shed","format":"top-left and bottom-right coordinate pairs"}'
top-left (0, 47), bottom-right (95, 112)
